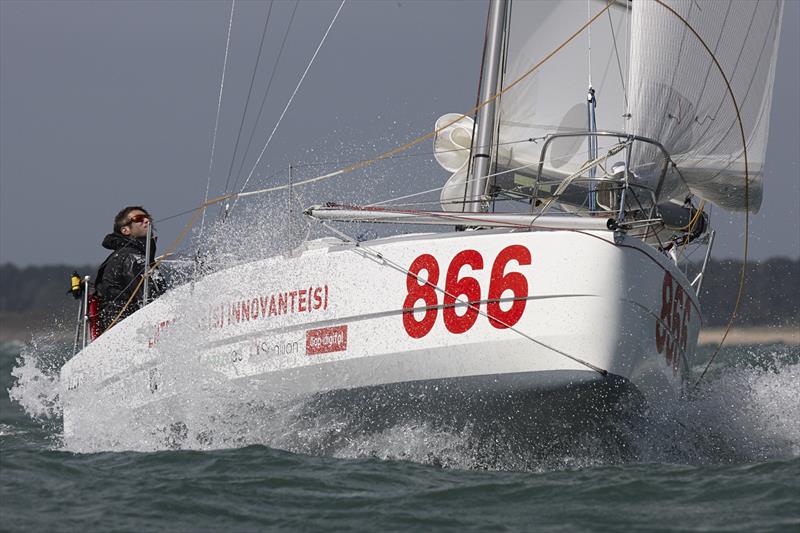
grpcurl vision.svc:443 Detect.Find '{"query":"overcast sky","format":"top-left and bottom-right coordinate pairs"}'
top-left (1, 0), bottom-right (798, 267)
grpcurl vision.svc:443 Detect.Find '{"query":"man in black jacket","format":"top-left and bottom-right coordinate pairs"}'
top-left (95, 206), bottom-right (165, 333)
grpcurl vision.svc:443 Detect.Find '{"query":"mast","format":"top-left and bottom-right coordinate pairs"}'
top-left (466, 0), bottom-right (508, 213)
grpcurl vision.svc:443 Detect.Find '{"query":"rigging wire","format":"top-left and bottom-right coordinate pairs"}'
top-left (199, 0), bottom-right (236, 238)
top-left (153, 137), bottom-right (542, 226)
top-left (587, 0), bottom-right (592, 88)
top-left (230, 0), bottom-right (347, 216)
top-left (229, 0), bottom-right (300, 198)
top-left (623, 0), bottom-right (631, 132)
top-left (606, 6), bottom-right (628, 109)
top-left (221, 1), bottom-right (275, 197)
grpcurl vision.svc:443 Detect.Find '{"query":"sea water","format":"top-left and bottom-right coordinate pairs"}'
top-left (2, 339), bottom-right (798, 532)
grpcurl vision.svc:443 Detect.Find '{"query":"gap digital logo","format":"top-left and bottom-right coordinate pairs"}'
top-left (306, 325), bottom-right (348, 355)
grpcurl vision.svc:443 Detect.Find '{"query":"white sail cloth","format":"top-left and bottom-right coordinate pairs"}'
top-left (627, 0), bottom-right (783, 212)
top-left (434, 113), bottom-right (474, 212)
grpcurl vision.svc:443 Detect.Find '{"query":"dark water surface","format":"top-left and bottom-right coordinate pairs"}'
top-left (2, 340), bottom-right (798, 532)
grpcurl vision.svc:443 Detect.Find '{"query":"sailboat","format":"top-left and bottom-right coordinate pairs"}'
top-left (60, 0), bottom-right (783, 450)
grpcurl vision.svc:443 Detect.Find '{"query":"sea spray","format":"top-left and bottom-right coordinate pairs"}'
top-left (627, 345), bottom-right (800, 465)
top-left (51, 347), bottom-right (800, 471)
top-left (7, 334), bottom-right (69, 422)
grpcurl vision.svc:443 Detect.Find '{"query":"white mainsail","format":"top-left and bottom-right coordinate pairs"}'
top-left (627, 0), bottom-right (783, 212)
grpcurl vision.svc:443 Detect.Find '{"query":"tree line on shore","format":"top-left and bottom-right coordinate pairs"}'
top-left (0, 258), bottom-right (797, 328)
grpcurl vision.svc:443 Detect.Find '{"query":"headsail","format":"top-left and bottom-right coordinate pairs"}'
top-left (627, 0), bottom-right (783, 212)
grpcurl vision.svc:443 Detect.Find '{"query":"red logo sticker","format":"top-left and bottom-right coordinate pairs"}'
top-left (306, 325), bottom-right (348, 355)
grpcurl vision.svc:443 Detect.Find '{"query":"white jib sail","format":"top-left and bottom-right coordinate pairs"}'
top-left (627, 0), bottom-right (783, 212)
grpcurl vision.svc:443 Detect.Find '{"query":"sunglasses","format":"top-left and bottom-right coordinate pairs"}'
top-left (127, 214), bottom-right (151, 225)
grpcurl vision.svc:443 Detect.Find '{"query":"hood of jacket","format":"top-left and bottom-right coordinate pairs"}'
top-left (101, 232), bottom-right (146, 253)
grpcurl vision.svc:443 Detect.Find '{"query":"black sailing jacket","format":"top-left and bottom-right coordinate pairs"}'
top-left (94, 232), bottom-right (164, 332)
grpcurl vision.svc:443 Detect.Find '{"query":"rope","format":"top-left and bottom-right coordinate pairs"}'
top-left (230, 0), bottom-right (300, 197)
top-left (232, 0), bottom-right (347, 213)
top-left (645, 0), bottom-right (749, 389)
top-left (221, 0), bottom-right (275, 196)
top-left (200, 0), bottom-right (236, 238)
top-left (317, 221), bottom-right (608, 375)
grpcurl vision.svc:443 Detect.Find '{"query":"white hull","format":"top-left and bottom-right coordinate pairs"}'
top-left (60, 227), bottom-right (701, 446)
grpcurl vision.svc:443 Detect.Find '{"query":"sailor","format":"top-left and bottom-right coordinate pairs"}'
top-left (94, 206), bottom-right (165, 333)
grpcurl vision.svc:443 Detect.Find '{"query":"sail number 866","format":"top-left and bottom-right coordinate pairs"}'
top-left (402, 245), bottom-right (531, 338)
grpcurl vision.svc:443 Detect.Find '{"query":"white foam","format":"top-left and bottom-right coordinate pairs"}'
top-left (7, 333), bottom-right (67, 421)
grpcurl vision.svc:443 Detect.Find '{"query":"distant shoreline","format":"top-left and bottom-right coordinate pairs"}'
top-left (698, 326), bottom-right (799, 346)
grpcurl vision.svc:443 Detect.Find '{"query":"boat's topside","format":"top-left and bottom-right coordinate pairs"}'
top-left (61, 225), bottom-right (699, 425)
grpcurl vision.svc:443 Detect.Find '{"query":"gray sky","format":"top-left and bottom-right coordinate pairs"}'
top-left (1, 0), bottom-right (798, 266)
